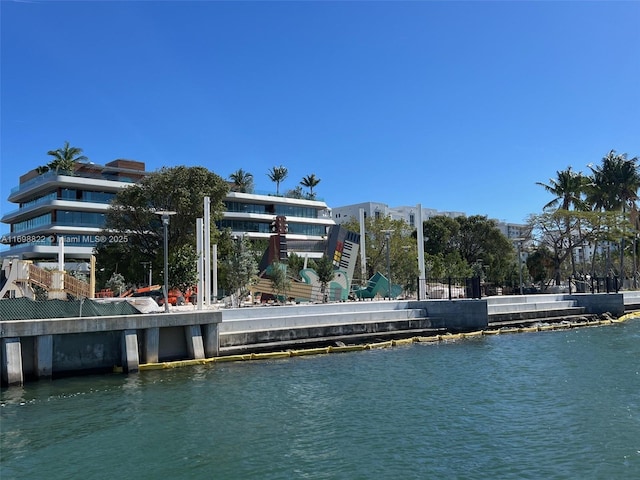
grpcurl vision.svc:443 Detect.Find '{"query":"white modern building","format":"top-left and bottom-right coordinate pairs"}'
top-left (1, 159), bottom-right (147, 262)
top-left (219, 191), bottom-right (335, 258)
top-left (2, 163), bottom-right (336, 263)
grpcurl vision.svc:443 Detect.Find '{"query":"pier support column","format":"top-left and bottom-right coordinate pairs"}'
top-left (121, 330), bottom-right (139, 373)
top-left (2, 338), bottom-right (24, 386)
top-left (35, 335), bottom-right (53, 378)
top-left (185, 325), bottom-right (205, 360)
top-left (143, 327), bottom-right (159, 364)
top-left (48, 270), bottom-right (66, 300)
top-left (203, 323), bottom-right (219, 358)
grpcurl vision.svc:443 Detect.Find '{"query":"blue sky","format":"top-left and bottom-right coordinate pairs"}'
top-left (1, 0), bottom-right (638, 233)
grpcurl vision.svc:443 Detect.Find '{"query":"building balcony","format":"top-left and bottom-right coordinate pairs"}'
top-left (8, 172), bottom-right (135, 203)
top-left (1, 200), bottom-right (112, 224)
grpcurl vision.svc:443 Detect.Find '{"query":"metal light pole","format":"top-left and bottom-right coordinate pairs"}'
top-left (382, 229), bottom-right (394, 300)
top-left (155, 210), bottom-right (176, 312)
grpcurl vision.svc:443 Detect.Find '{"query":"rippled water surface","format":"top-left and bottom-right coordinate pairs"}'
top-left (2, 321), bottom-right (640, 479)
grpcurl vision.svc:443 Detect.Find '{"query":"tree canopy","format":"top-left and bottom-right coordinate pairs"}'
top-left (95, 165), bottom-right (229, 290)
top-left (38, 141), bottom-right (88, 174)
top-left (267, 165), bottom-right (288, 196)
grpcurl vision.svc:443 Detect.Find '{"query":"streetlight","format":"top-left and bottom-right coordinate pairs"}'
top-left (381, 229), bottom-right (394, 300)
top-left (154, 210), bottom-right (176, 312)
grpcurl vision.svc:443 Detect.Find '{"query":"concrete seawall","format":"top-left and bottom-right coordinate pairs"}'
top-left (1, 310), bottom-right (222, 386)
top-left (1, 292), bottom-right (633, 386)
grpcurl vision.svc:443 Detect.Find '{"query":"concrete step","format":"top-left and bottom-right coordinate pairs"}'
top-left (219, 308), bottom-right (427, 333)
top-left (220, 325), bottom-right (447, 354)
top-left (488, 312), bottom-right (600, 328)
top-left (488, 300), bottom-right (577, 315)
top-left (486, 294), bottom-right (569, 306)
top-left (220, 316), bottom-right (439, 348)
top-left (488, 306), bottom-right (586, 323)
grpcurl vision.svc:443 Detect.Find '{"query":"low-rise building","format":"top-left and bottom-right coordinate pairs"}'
top-left (1, 163), bottom-right (336, 264)
top-left (1, 160), bottom-right (146, 262)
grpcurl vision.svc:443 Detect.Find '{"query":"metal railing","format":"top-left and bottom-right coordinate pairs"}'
top-left (418, 277), bottom-right (482, 300)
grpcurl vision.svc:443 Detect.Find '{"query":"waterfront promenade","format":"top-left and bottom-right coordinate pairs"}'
top-left (1, 291), bottom-right (637, 386)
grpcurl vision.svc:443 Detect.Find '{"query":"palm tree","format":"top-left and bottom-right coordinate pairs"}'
top-left (537, 166), bottom-right (588, 278)
top-left (228, 169), bottom-right (254, 193)
top-left (267, 165), bottom-right (288, 196)
top-left (46, 141), bottom-right (88, 174)
top-left (300, 174), bottom-right (321, 199)
top-left (536, 166), bottom-right (587, 212)
top-left (587, 150), bottom-right (640, 279)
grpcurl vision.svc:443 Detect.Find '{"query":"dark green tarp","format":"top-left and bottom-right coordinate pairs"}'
top-left (0, 298), bottom-right (140, 321)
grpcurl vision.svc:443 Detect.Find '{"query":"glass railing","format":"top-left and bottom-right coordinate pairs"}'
top-left (3, 196), bottom-right (114, 219)
top-left (10, 170), bottom-right (138, 195)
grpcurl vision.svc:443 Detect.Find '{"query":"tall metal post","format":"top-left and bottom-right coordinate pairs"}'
top-left (154, 210), bottom-right (176, 312)
top-left (381, 229), bottom-right (394, 299)
top-left (359, 208), bottom-right (367, 286)
top-left (204, 197), bottom-right (211, 306)
top-left (196, 218), bottom-right (204, 310)
top-left (416, 204), bottom-right (426, 299)
top-left (517, 240), bottom-right (523, 295)
top-left (162, 215), bottom-right (170, 312)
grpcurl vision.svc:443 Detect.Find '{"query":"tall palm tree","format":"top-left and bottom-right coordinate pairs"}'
top-left (537, 166), bottom-right (588, 278)
top-left (228, 169), bottom-right (254, 193)
top-left (536, 166), bottom-right (587, 212)
top-left (587, 150), bottom-right (640, 279)
top-left (46, 141), bottom-right (88, 174)
top-left (300, 174), bottom-right (321, 199)
top-left (587, 150), bottom-right (640, 212)
top-left (267, 165), bottom-right (288, 196)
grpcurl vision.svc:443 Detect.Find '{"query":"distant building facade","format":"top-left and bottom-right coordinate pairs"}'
top-left (332, 201), bottom-right (529, 242)
top-left (333, 202), bottom-right (463, 227)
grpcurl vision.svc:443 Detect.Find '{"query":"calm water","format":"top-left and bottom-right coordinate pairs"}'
top-left (2, 321), bottom-right (640, 479)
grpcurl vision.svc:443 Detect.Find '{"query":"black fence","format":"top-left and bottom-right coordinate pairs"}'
top-left (418, 275), bottom-right (621, 300)
top-left (570, 276), bottom-right (619, 294)
top-left (418, 277), bottom-right (482, 300)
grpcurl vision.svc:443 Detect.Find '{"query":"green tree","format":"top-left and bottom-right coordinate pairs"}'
top-left (267, 165), bottom-right (288, 196)
top-left (228, 168), bottom-right (254, 193)
top-left (342, 215), bottom-right (417, 294)
top-left (537, 166), bottom-right (589, 275)
top-left (527, 210), bottom-right (605, 285)
top-left (526, 247), bottom-right (555, 290)
top-left (168, 244), bottom-right (199, 292)
top-left (269, 261), bottom-right (290, 303)
top-left (300, 174), bottom-right (320, 199)
top-left (421, 215), bottom-right (514, 284)
top-left (285, 186), bottom-right (304, 199)
top-left (220, 235), bottom-right (258, 307)
top-left (286, 252), bottom-right (305, 281)
top-left (536, 166), bottom-right (588, 212)
top-left (41, 141), bottom-right (88, 174)
top-left (313, 256), bottom-right (335, 302)
top-left (587, 151), bottom-right (640, 278)
top-left (96, 165), bottom-right (229, 290)
top-left (106, 272), bottom-right (126, 296)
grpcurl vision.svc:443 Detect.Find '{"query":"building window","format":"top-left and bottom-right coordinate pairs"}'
top-left (13, 213), bottom-right (52, 232)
